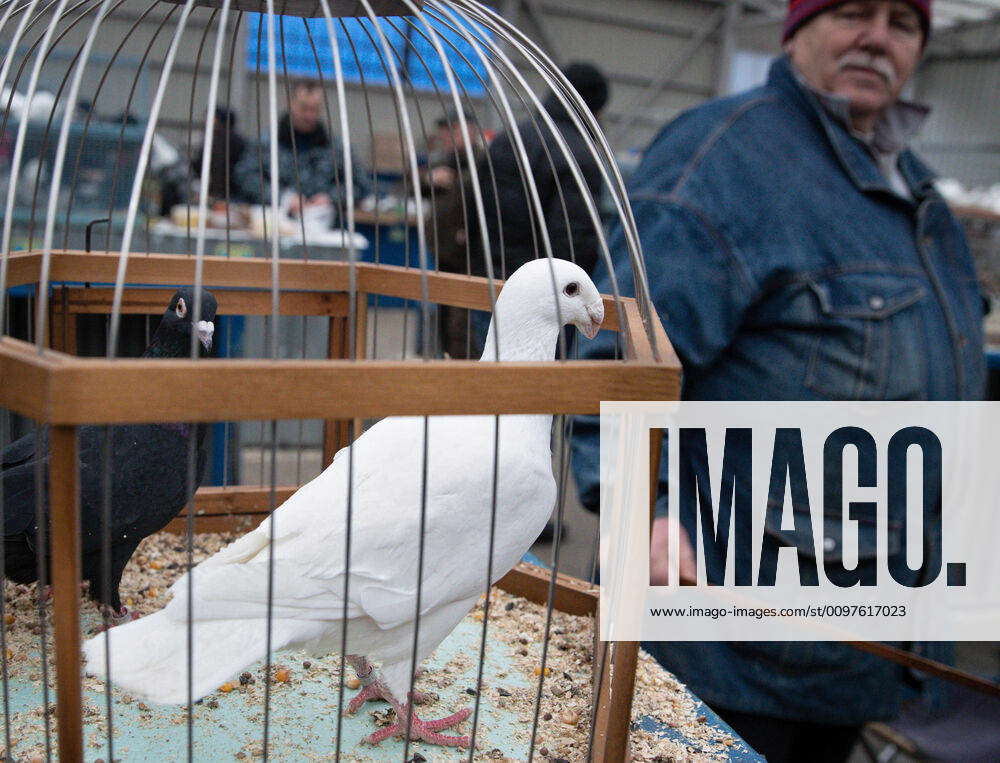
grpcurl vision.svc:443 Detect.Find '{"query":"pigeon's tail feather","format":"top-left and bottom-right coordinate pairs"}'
top-left (82, 611), bottom-right (310, 705)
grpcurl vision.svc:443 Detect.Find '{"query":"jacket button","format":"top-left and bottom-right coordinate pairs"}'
top-left (921, 235), bottom-right (934, 249)
top-left (823, 536), bottom-right (836, 552)
top-left (868, 295), bottom-right (885, 310)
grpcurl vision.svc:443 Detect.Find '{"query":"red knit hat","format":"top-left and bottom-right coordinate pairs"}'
top-left (782, 0), bottom-right (932, 42)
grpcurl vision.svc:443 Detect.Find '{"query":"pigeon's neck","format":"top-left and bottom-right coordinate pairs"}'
top-left (478, 312), bottom-right (560, 362)
top-left (143, 332), bottom-right (183, 359)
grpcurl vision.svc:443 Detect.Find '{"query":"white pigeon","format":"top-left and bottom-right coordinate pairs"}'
top-left (83, 257), bottom-right (605, 747)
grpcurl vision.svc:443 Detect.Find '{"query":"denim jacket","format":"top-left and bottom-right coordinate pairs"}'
top-left (571, 56), bottom-right (984, 724)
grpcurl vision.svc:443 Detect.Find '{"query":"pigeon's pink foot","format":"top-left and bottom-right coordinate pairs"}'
top-left (95, 605), bottom-right (138, 632)
top-left (346, 681), bottom-right (384, 715)
top-left (365, 705), bottom-right (471, 747)
top-left (345, 679), bottom-right (433, 714)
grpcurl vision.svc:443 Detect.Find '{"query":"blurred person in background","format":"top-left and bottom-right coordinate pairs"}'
top-left (113, 111), bottom-right (188, 218)
top-left (477, 61), bottom-right (610, 282)
top-left (422, 109), bottom-right (487, 360)
top-left (468, 62), bottom-right (610, 356)
top-left (234, 79), bottom-right (370, 222)
top-left (193, 106), bottom-right (247, 202)
top-left (571, 0), bottom-right (986, 760)
top-left (481, 62), bottom-right (610, 544)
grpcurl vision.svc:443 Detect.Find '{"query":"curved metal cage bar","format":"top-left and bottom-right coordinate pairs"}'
top-left (0, 1), bottom-right (680, 761)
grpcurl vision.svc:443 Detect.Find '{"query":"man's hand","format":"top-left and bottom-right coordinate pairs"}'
top-left (287, 193), bottom-right (332, 218)
top-left (649, 515), bottom-right (696, 585)
top-left (307, 192), bottom-right (332, 208)
top-left (429, 165), bottom-right (456, 190)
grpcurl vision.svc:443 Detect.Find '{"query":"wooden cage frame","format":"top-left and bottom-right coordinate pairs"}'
top-left (0, 248), bottom-right (681, 762)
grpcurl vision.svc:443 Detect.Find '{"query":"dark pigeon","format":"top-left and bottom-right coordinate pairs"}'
top-left (1, 288), bottom-right (218, 623)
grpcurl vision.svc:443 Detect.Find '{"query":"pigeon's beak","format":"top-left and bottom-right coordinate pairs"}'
top-left (197, 320), bottom-right (215, 352)
top-left (580, 300), bottom-right (604, 340)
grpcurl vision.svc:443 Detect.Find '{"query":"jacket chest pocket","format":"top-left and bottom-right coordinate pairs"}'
top-left (804, 273), bottom-right (927, 400)
top-left (762, 504), bottom-right (903, 587)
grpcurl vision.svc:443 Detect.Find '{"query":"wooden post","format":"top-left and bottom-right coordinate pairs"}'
top-left (322, 316), bottom-right (347, 466)
top-left (49, 426), bottom-right (83, 763)
top-left (591, 640), bottom-right (641, 762)
top-left (351, 293), bottom-right (368, 443)
top-left (322, 294), bottom-right (369, 465)
top-left (49, 288), bottom-right (78, 355)
top-left (353, 292), bottom-right (368, 361)
top-left (591, 315), bottom-right (668, 761)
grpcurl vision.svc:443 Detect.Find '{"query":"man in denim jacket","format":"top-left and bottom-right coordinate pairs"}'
top-left (572, 0), bottom-right (985, 759)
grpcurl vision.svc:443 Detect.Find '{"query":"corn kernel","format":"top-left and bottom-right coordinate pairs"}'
top-left (219, 683), bottom-right (234, 693)
top-left (275, 668), bottom-right (290, 683)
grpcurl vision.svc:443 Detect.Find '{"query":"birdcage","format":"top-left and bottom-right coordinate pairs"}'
top-left (0, 0), bottom-right (684, 760)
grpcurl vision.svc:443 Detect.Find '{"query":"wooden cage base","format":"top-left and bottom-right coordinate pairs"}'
top-left (0, 250), bottom-right (679, 762)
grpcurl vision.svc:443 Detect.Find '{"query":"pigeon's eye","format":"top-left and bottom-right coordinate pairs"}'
top-left (563, 282), bottom-right (579, 297)
top-left (175, 298), bottom-right (187, 319)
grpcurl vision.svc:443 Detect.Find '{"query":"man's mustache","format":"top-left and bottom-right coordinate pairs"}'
top-left (836, 51), bottom-right (898, 88)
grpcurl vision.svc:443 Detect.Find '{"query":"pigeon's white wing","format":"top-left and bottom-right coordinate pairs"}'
top-left (168, 413), bottom-right (554, 629)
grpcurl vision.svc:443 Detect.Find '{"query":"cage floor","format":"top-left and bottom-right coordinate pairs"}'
top-left (10, 617), bottom-right (542, 760)
top-left (0, 538), bottom-right (760, 761)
